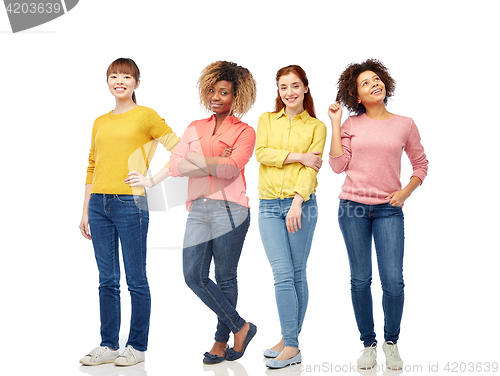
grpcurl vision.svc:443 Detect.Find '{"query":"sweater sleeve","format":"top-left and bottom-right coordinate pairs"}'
top-left (294, 121), bottom-right (327, 201)
top-left (329, 117), bottom-right (352, 173)
top-left (405, 119), bottom-right (428, 184)
top-left (255, 112), bottom-right (290, 169)
top-left (216, 126), bottom-right (256, 179)
top-left (85, 121), bottom-right (98, 184)
top-left (145, 109), bottom-right (181, 167)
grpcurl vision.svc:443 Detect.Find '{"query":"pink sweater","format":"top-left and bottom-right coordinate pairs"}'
top-left (329, 113), bottom-right (428, 205)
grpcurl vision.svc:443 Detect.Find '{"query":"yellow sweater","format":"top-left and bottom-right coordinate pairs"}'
top-left (86, 106), bottom-right (180, 196)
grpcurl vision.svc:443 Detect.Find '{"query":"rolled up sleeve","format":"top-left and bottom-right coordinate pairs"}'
top-left (216, 126), bottom-right (256, 179)
top-left (255, 112), bottom-right (290, 168)
top-left (294, 122), bottom-right (327, 201)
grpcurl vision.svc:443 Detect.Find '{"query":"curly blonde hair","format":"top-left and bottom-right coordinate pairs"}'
top-left (198, 61), bottom-right (256, 118)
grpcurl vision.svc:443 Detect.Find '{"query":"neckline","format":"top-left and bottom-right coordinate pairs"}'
top-left (362, 112), bottom-right (396, 122)
top-left (108, 105), bottom-right (142, 119)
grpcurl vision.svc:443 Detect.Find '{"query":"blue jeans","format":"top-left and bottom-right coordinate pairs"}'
top-left (258, 194), bottom-right (318, 348)
top-left (88, 194), bottom-right (150, 352)
top-left (338, 199), bottom-right (404, 347)
top-left (183, 198), bottom-right (250, 343)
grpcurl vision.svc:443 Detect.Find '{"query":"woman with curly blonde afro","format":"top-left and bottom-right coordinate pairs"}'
top-left (169, 61), bottom-right (258, 364)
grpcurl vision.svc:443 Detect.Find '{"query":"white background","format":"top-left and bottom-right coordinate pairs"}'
top-left (1, 1), bottom-right (498, 375)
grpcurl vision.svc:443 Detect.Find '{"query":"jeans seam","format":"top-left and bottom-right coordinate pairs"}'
top-left (112, 225), bottom-right (120, 346)
top-left (198, 238), bottom-right (239, 334)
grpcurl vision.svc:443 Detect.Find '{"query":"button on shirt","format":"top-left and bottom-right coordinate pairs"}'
top-left (255, 109), bottom-right (327, 201)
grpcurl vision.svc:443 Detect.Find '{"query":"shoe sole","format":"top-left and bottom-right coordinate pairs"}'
top-left (267, 361), bottom-right (301, 369)
top-left (80, 359), bottom-right (117, 366)
top-left (387, 363), bottom-right (403, 370)
top-left (114, 358), bottom-right (145, 367)
top-left (358, 364), bottom-right (377, 370)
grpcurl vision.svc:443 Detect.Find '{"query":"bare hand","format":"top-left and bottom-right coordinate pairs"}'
top-left (79, 215), bottom-right (91, 240)
top-left (221, 147), bottom-right (236, 158)
top-left (385, 189), bottom-right (410, 207)
top-left (286, 195), bottom-right (304, 233)
top-left (286, 205), bottom-right (302, 233)
top-left (301, 151), bottom-right (323, 172)
top-left (125, 171), bottom-right (153, 188)
top-left (328, 102), bottom-right (342, 122)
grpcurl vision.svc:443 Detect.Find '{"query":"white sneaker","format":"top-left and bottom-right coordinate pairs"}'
top-left (357, 343), bottom-right (377, 369)
top-left (114, 345), bottom-right (145, 366)
top-left (383, 341), bottom-right (403, 370)
top-left (80, 346), bottom-right (119, 366)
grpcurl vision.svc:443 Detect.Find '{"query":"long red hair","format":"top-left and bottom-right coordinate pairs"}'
top-left (274, 65), bottom-right (316, 118)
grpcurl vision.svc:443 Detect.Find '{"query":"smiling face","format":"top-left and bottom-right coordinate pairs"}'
top-left (107, 72), bottom-right (140, 100)
top-left (208, 80), bottom-right (234, 115)
top-left (278, 73), bottom-right (308, 113)
top-left (356, 70), bottom-right (386, 107)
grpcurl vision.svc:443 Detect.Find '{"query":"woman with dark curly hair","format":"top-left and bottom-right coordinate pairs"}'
top-left (256, 65), bottom-right (326, 369)
top-left (328, 59), bottom-right (428, 370)
top-left (169, 61), bottom-right (257, 364)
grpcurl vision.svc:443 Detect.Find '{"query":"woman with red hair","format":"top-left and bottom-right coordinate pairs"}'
top-left (256, 65), bottom-right (326, 369)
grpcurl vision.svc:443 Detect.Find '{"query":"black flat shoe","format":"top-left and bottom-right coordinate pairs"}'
top-left (203, 345), bottom-right (228, 364)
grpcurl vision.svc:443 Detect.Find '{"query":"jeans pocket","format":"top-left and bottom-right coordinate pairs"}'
top-left (115, 194), bottom-right (137, 204)
top-left (216, 200), bottom-right (243, 212)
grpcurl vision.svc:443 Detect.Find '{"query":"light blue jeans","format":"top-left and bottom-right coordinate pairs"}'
top-left (258, 194), bottom-right (318, 348)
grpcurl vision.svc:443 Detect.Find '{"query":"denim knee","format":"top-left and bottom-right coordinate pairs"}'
top-left (270, 259), bottom-right (295, 286)
top-left (350, 276), bottom-right (372, 291)
top-left (381, 275), bottom-right (404, 297)
top-left (214, 264), bottom-right (237, 285)
top-left (184, 265), bottom-right (200, 290)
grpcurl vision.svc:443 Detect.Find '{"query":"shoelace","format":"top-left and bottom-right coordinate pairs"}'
top-left (119, 347), bottom-right (137, 361)
top-left (361, 343), bottom-right (377, 356)
top-left (385, 341), bottom-right (399, 357)
top-left (89, 346), bottom-right (107, 360)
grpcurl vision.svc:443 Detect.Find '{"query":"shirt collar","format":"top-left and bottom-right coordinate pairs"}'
top-left (208, 114), bottom-right (241, 125)
top-left (276, 108), bottom-right (311, 123)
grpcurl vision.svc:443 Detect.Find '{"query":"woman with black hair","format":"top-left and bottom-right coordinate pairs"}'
top-left (329, 59), bottom-right (428, 370)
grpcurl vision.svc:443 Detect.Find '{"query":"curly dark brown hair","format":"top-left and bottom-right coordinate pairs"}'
top-left (336, 59), bottom-right (396, 115)
top-left (198, 61), bottom-right (257, 118)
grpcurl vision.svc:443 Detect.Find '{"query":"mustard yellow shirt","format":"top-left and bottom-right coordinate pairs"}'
top-left (255, 109), bottom-right (327, 201)
top-left (86, 106), bottom-right (180, 196)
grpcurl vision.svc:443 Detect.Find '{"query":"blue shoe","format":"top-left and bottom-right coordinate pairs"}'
top-left (203, 345), bottom-right (228, 364)
top-left (263, 348), bottom-right (281, 358)
top-left (266, 351), bottom-right (302, 369)
top-left (226, 322), bottom-right (257, 361)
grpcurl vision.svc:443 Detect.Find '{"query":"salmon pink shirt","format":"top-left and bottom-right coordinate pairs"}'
top-left (329, 113), bottom-right (428, 205)
top-left (169, 115), bottom-right (256, 210)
